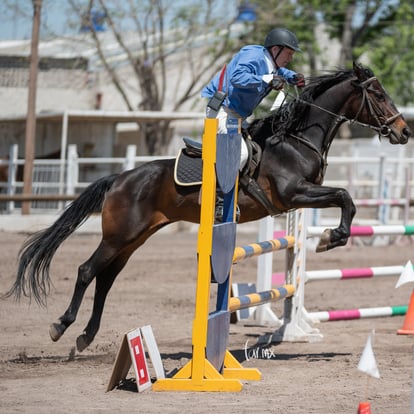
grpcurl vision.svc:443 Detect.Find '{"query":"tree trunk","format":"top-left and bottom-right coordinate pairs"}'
top-left (338, 3), bottom-right (356, 68)
top-left (140, 120), bottom-right (172, 155)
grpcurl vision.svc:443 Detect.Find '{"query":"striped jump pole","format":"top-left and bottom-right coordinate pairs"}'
top-left (353, 198), bottom-right (408, 207)
top-left (272, 264), bottom-right (409, 284)
top-left (308, 305), bottom-right (407, 322)
top-left (307, 224), bottom-right (414, 238)
top-left (229, 285), bottom-right (295, 312)
top-left (231, 236), bottom-right (296, 324)
top-left (305, 264), bottom-right (411, 282)
top-left (261, 211), bottom-right (413, 342)
top-left (233, 236), bottom-right (295, 263)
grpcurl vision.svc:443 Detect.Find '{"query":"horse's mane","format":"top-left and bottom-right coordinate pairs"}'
top-left (248, 66), bottom-right (375, 145)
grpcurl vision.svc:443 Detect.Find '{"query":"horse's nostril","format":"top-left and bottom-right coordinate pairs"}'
top-left (403, 127), bottom-right (412, 138)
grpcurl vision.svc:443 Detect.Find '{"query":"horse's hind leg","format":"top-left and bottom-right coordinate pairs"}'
top-left (49, 241), bottom-right (118, 343)
top-left (49, 265), bottom-right (95, 342)
top-left (76, 253), bottom-right (130, 352)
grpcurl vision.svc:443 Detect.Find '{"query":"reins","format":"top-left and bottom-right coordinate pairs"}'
top-left (271, 75), bottom-right (402, 184)
top-left (285, 76), bottom-right (402, 138)
top-left (246, 71), bottom-right (403, 212)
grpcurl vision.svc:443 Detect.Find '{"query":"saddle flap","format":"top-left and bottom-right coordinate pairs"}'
top-left (174, 149), bottom-right (202, 186)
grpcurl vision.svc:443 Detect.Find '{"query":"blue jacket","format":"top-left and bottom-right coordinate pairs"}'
top-left (201, 45), bottom-right (297, 118)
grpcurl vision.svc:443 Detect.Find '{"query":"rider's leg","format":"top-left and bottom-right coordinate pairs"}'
top-left (213, 108), bottom-right (243, 223)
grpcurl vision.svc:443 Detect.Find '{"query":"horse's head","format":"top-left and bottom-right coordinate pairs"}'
top-left (249, 63), bottom-right (411, 151)
top-left (349, 62), bottom-right (411, 144)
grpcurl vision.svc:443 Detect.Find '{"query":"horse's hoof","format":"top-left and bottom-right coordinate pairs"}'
top-left (49, 322), bottom-right (65, 342)
top-left (315, 228), bottom-right (331, 253)
top-left (315, 243), bottom-right (327, 253)
top-left (76, 334), bottom-right (90, 353)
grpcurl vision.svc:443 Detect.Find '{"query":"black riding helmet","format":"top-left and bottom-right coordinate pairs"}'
top-left (264, 28), bottom-right (301, 52)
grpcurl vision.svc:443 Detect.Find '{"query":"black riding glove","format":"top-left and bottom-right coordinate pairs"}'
top-left (271, 75), bottom-right (286, 91)
top-left (291, 73), bottom-right (305, 88)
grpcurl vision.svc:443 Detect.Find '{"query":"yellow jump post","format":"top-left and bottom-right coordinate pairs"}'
top-left (154, 118), bottom-right (250, 391)
top-left (154, 116), bottom-right (294, 391)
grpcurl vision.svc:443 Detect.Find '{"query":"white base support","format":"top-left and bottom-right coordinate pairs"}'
top-left (243, 306), bottom-right (283, 328)
top-left (270, 210), bottom-right (323, 343)
top-left (259, 303), bottom-right (323, 344)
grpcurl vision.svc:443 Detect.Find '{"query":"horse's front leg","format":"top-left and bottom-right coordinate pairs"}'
top-left (315, 190), bottom-right (356, 252)
top-left (286, 183), bottom-right (356, 252)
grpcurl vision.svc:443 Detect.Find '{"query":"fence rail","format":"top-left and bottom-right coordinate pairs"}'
top-left (2, 143), bottom-right (414, 222)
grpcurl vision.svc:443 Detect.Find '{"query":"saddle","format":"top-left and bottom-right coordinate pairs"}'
top-left (174, 134), bottom-right (260, 186)
top-left (174, 134), bottom-right (282, 216)
top-left (174, 138), bottom-right (203, 186)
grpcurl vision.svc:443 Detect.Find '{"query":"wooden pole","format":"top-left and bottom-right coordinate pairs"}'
top-left (22, 0), bottom-right (42, 214)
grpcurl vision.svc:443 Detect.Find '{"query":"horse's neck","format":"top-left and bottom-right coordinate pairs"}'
top-left (301, 79), bottom-right (354, 153)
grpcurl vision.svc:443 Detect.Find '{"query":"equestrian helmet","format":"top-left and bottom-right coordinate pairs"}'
top-left (264, 28), bottom-right (301, 52)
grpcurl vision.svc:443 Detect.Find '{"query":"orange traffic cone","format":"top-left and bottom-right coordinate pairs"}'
top-left (357, 401), bottom-right (371, 414)
top-left (398, 290), bottom-right (414, 335)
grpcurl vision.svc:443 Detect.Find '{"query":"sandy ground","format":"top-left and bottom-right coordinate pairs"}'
top-left (1, 227), bottom-right (414, 413)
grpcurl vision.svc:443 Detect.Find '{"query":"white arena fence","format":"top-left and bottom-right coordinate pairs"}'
top-left (1, 138), bottom-right (414, 222)
top-left (0, 144), bottom-right (172, 214)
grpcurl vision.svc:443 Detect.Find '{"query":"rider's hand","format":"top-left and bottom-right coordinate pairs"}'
top-left (271, 75), bottom-right (286, 91)
top-left (291, 73), bottom-right (305, 88)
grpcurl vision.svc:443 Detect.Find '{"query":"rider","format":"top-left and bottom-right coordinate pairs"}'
top-left (201, 27), bottom-right (305, 221)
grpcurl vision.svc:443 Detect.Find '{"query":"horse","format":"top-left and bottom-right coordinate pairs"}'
top-left (4, 62), bottom-right (411, 352)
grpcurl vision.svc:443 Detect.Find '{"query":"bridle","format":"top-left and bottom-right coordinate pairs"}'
top-left (277, 75), bottom-right (402, 184)
top-left (352, 76), bottom-right (401, 137)
top-left (287, 76), bottom-right (401, 138)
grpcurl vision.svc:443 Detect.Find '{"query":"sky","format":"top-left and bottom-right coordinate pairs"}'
top-left (0, 0), bottom-right (237, 41)
top-left (0, 0), bottom-right (70, 40)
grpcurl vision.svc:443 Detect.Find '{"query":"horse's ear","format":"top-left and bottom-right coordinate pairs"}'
top-left (353, 61), bottom-right (366, 81)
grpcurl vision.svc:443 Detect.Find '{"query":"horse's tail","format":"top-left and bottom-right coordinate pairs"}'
top-left (4, 173), bottom-right (119, 306)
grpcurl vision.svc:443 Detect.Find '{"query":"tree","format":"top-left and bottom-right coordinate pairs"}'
top-left (363, 0), bottom-right (414, 106)
top-left (237, 0), bottom-right (320, 117)
top-left (245, 0), bottom-right (414, 110)
top-left (66, 0), bottom-right (246, 154)
top-left (304, 0), bottom-right (414, 105)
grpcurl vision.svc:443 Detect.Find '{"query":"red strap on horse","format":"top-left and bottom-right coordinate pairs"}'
top-left (218, 64), bottom-right (227, 92)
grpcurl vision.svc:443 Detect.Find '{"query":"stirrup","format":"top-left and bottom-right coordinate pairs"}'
top-left (215, 199), bottom-right (240, 223)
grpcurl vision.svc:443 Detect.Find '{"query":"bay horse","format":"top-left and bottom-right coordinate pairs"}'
top-left (4, 63), bottom-right (411, 352)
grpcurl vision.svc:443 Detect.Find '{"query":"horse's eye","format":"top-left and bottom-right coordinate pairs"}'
top-left (377, 92), bottom-right (386, 101)
top-left (371, 89), bottom-right (385, 101)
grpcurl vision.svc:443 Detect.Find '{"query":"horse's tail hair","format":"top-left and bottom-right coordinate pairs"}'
top-left (3, 173), bottom-right (119, 306)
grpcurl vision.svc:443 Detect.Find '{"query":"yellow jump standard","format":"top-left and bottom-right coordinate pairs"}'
top-left (153, 118), bottom-right (295, 391)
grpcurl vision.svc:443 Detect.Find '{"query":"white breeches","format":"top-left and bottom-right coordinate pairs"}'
top-left (206, 106), bottom-right (248, 170)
